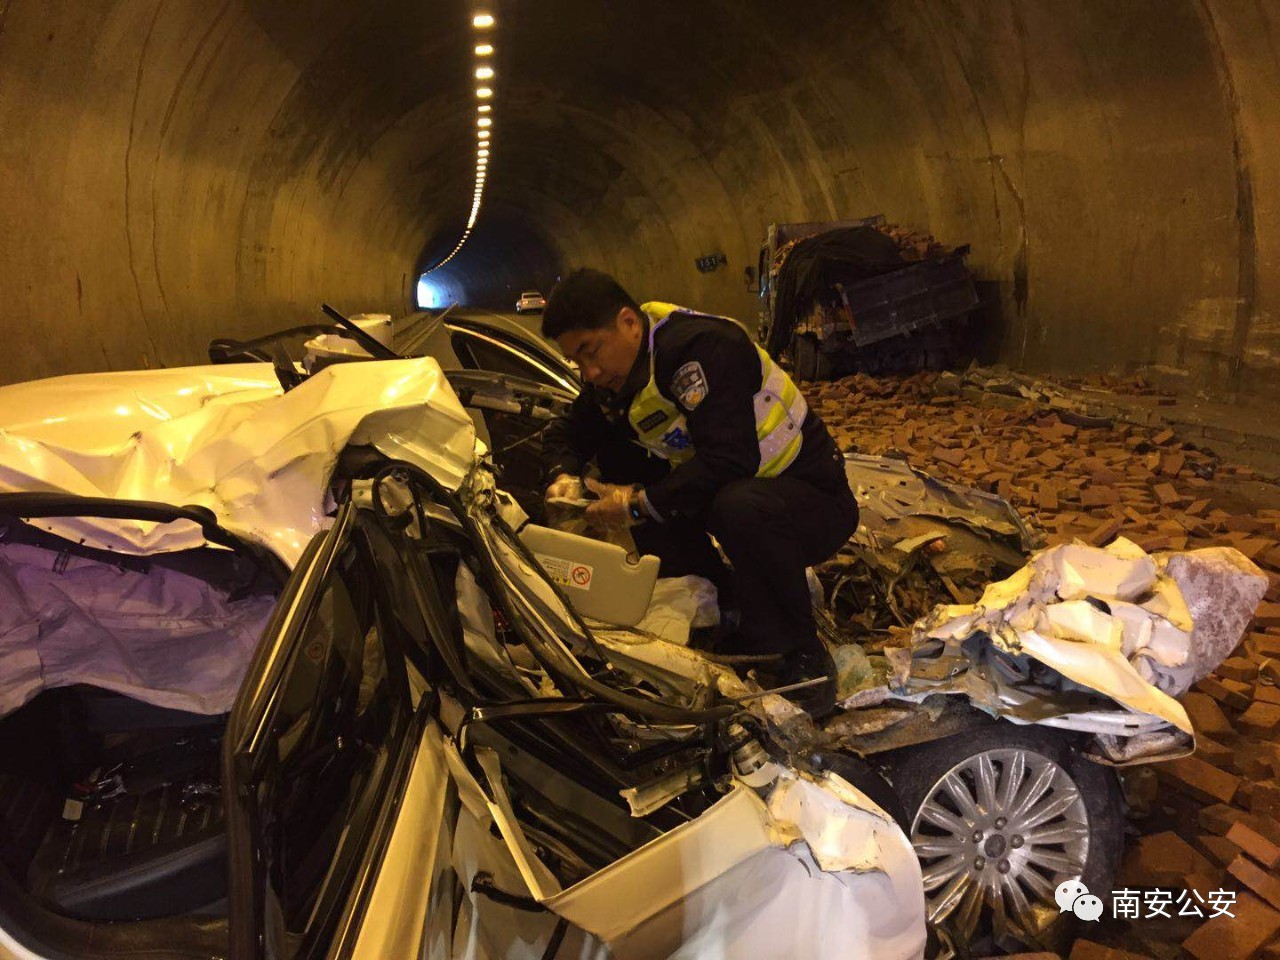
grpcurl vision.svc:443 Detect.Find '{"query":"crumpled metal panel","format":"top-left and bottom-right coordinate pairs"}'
top-left (845, 453), bottom-right (1038, 551)
top-left (900, 538), bottom-right (1267, 738)
top-left (0, 359), bottom-right (476, 566)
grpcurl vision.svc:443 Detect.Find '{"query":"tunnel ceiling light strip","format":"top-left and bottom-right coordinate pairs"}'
top-left (428, 10), bottom-right (499, 272)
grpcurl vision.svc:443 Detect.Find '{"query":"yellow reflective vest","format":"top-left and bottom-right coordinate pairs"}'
top-left (625, 302), bottom-right (808, 477)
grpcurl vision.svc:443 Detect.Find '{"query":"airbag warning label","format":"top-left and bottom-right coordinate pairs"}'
top-left (535, 553), bottom-right (594, 590)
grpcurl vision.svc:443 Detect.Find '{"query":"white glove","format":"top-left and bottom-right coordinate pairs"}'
top-left (545, 473), bottom-right (585, 503)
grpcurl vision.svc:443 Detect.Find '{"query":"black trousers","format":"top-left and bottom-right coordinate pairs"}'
top-left (594, 425), bottom-right (858, 655)
top-left (634, 476), bottom-right (858, 656)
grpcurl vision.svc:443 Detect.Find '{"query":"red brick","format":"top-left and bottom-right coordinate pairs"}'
top-left (1253, 634), bottom-right (1280, 658)
top-left (1120, 830), bottom-right (1216, 887)
top-left (1182, 892), bottom-right (1280, 960)
top-left (1253, 782), bottom-right (1280, 820)
top-left (1200, 833), bottom-right (1244, 867)
top-left (1161, 452), bottom-right (1186, 476)
top-left (1239, 702), bottom-right (1280, 737)
top-left (1068, 942), bottom-right (1152, 960)
top-left (1081, 485), bottom-right (1120, 507)
top-left (1183, 692), bottom-right (1237, 737)
top-left (932, 446), bottom-right (966, 467)
top-left (1160, 755), bottom-right (1240, 804)
top-left (1198, 676), bottom-right (1253, 711)
top-left (1229, 855), bottom-right (1280, 911)
top-left (1196, 736), bottom-right (1236, 768)
top-left (1220, 657), bottom-right (1262, 683)
top-left (1200, 803), bottom-right (1254, 836)
top-left (1037, 482), bottom-right (1060, 511)
top-left (1227, 823), bottom-right (1280, 870)
top-left (1086, 516), bottom-right (1123, 547)
top-left (1256, 602), bottom-right (1280, 628)
top-left (1256, 685), bottom-right (1280, 706)
top-left (1154, 482), bottom-right (1182, 505)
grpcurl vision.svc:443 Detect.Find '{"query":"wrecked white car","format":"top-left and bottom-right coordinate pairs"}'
top-left (808, 458), bottom-right (1267, 945)
top-left (213, 313), bottom-right (1266, 948)
top-left (0, 359), bottom-right (926, 960)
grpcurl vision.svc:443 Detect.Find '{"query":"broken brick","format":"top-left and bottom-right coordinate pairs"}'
top-left (1182, 692), bottom-right (1236, 737)
top-left (1226, 822), bottom-right (1280, 870)
top-left (1086, 516), bottom-right (1123, 547)
top-left (1161, 451), bottom-right (1186, 476)
top-left (1153, 482), bottom-right (1182, 505)
top-left (1160, 755), bottom-right (1240, 804)
top-left (1219, 657), bottom-right (1262, 682)
top-left (1068, 943), bottom-right (1152, 960)
top-left (1195, 736), bottom-right (1235, 768)
top-left (1199, 803), bottom-right (1251, 835)
top-left (1253, 782), bottom-right (1280, 820)
top-left (931, 446), bottom-right (966, 467)
top-left (1228, 855), bottom-right (1280, 911)
top-left (1255, 602), bottom-right (1280, 628)
top-left (1081, 485), bottom-right (1120, 507)
top-left (1182, 892), bottom-right (1280, 960)
top-left (1119, 830), bottom-right (1215, 887)
top-left (1239, 701), bottom-right (1280, 737)
top-left (1199, 833), bottom-right (1244, 867)
top-left (1197, 676), bottom-right (1253, 711)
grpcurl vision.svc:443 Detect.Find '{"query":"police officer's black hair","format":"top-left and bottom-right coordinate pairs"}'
top-left (541, 268), bottom-right (642, 339)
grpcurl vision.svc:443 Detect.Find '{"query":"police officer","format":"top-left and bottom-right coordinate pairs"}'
top-left (540, 269), bottom-right (858, 707)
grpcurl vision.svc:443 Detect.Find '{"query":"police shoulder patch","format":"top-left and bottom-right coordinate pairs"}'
top-left (671, 361), bottom-right (709, 410)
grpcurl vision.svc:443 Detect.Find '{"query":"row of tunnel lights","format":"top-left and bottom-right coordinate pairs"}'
top-left (430, 12), bottom-right (497, 271)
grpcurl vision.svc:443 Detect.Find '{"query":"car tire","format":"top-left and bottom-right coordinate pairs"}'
top-left (882, 723), bottom-right (1124, 944)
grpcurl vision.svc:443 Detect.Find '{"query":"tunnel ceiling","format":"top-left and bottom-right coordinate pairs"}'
top-left (0, 0), bottom-right (1278, 404)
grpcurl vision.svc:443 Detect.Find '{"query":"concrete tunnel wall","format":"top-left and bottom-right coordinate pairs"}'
top-left (0, 0), bottom-right (1277, 406)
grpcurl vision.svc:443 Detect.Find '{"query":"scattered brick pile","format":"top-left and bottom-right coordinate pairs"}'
top-left (809, 370), bottom-right (1280, 960)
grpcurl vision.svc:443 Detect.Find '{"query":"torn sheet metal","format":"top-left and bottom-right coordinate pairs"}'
top-left (902, 538), bottom-right (1266, 738)
top-left (544, 775), bottom-right (925, 959)
top-left (0, 360), bottom-right (476, 566)
top-left (844, 453), bottom-right (1037, 551)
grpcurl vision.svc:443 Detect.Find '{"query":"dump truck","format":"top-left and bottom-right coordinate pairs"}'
top-left (757, 215), bottom-right (979, 380)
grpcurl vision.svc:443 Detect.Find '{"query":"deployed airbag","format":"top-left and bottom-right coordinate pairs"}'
top-left (0, 540), bottom-right (275, 718)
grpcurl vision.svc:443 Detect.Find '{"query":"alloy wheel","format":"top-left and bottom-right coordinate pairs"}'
top-left (910, 747), bottom-right (1091, 942)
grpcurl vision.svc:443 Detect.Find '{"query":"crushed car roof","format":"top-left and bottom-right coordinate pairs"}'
top-left (0, 360), bottom-right (477, 565)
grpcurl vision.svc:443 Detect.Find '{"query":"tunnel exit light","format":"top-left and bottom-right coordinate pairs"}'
top-left (416, 276), bottom-right (450, 309)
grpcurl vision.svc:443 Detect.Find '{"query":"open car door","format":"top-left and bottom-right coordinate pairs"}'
top-left (222, 502), bottom-right (424, 960)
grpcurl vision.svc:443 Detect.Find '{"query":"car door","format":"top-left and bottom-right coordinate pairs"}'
top-left (222, 501), bottom-right (429, 960)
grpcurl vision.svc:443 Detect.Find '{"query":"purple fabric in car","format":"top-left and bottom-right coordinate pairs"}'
top-left (0, 541), bottom-right (275, 718)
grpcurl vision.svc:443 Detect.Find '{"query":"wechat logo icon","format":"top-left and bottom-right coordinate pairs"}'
top-left (1056, 879), bottom-right (1104, 922)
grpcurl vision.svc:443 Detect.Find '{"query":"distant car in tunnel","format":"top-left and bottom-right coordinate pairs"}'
top-left (515, 290), bottom-right (546, 314)
top-left (0, 359), bottom-right (928, 960)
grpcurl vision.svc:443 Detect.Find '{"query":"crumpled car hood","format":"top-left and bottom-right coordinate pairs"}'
top-left (902, 537), bottom-right (1267, 743)
top-left (0, 360), bottom-right (476, 565)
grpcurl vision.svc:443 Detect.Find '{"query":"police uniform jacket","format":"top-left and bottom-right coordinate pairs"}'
top-left (543, 304), bottom-right (847, 523)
